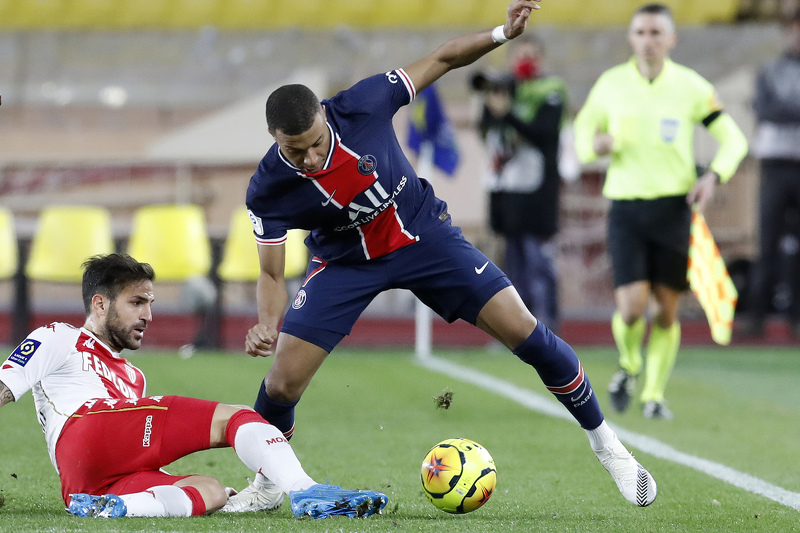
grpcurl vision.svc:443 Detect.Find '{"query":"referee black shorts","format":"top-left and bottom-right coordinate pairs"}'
top-left (607, 195), bottom-right (691, 291)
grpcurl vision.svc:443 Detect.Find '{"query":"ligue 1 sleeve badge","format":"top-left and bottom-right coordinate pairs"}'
top-left (9, 338), bottom-right (41, 367)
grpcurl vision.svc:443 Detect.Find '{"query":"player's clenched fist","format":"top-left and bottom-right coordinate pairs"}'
top-left (246, 323), bottom-right (278, 357)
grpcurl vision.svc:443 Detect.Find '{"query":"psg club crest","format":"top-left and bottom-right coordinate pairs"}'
top-left (292, 289), bottom-right (307, 309)
top-left (357, 154), bottom-right (378, 175)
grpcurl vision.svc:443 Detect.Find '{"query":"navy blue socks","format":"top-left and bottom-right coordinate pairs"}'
top-left (254, 380), bottom-right (299, 440)
top-left (512, 321), bottom-right (604, 429)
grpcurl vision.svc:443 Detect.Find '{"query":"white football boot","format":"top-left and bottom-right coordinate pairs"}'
top-left (595, 435), bottom-right (657, 507)
top-left (220, 474), bottom-right (284, 513)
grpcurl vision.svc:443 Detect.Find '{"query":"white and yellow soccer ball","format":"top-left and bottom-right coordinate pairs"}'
top-left (420, 438), bottom-right (497, 514)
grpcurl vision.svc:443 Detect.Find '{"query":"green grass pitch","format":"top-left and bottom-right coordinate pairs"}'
top-left (1, 344), bottom-right (799, 532)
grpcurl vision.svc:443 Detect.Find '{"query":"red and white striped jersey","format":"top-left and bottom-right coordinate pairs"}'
top-left (0, 322), bottom-right (146, 471)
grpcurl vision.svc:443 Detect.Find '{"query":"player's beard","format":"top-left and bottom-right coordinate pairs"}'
top-left (103, 305), bottom-right (146, 352)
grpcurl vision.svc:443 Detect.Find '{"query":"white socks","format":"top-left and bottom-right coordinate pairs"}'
top-left (233, 422), bottom-right (315, 493)
top-left (120, 485), bottom-right (193, 517)
top-left (585, 420), bottom-right (618, 452)
top-left (119, 419), bottom-right (317, 517)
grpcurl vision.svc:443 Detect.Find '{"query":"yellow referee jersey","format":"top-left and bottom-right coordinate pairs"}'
top-left (574, 57), bottom-right (748, 200)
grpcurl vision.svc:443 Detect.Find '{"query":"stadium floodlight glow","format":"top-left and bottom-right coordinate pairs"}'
top-left (99, 85), bottom-right (128, 108)
top-left (40, 82), bottom-right (73, 106)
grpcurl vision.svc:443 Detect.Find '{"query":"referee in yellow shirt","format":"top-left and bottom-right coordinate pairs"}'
top-left (574, 4), bottom-right (748, 419)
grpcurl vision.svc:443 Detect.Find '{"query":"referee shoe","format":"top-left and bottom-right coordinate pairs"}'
top-left (608, 370), bottom-right (635, 413)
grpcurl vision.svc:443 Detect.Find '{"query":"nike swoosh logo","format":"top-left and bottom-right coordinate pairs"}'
top-left (321, 188), bottom-right (337, 206)
top-left (475, 261), bottom-right (489, 275)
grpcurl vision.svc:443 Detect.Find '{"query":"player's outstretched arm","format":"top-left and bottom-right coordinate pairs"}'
top-left (246, 244), bottom-right (289, 358)
top-left (403, 0), bottom-right (541, 93)
top-left (0, 380), bottom-right (16, 408)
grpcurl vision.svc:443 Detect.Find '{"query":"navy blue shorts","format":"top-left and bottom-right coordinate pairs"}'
top-left (281, 222), bottom-right (511, 352)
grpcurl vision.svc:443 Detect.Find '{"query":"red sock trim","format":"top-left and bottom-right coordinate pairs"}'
top-left (180, 486), bottom-right (206, 516)
top-left (224, 409), bottom-right (271, 449)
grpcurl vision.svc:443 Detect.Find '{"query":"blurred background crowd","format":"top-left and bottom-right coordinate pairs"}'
top-left (0, 0), bottom-right (798, 349)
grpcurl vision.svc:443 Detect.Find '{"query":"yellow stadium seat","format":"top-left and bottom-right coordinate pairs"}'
top-left (321, 0), bottom-right (380, 28)
top-left (3, 0), bottom-right (68, 29)
top-left (0, 208), bottom-right (18, 280)
top-left (127, 204), bottom-right (211, 282)
top-left (370, 0), bottom-right (428, 27)
top-left (419, 0), bottom-right (484, 28)
top-left (216, 0), bottom-right (280, 29)
top-left (284, 229), bottom-right (309, 279)
top-left (26, 205), bottom-right (115, 283)
top-left (218, 208), bottom-right (259, 282)
top-left (218, 207), bottom-right (308, 282)
top-left (686, 0), bottom-right (739, 25)
top-left (60, 0), bottom-right (122, 29)
top-left (114, 0), bottom-right (171, 28)
top-left (166, 0), bottom-right (221, 29)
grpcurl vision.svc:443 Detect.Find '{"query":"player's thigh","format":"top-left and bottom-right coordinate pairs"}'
top-left (398, 224), bottom-right (511, 325)
top-left (475, 285), bottom-right (537, 349)
top-left (607, 200), bottom-right (648, 288)
top-left (281, 258), bottom-right (385, 352)
top-left (106, 471), bottom-right (193, 497)
top-left (56, 396), bottom-right (216, 500)
top-left (265, 333), bottom-right (330, 401)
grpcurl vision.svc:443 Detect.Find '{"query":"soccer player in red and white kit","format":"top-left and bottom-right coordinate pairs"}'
top-left (0, 253), bottom-right (386, 518)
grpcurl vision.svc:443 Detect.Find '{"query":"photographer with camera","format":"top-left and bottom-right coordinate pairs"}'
top-left (473, 34), bottom-right (568, 332)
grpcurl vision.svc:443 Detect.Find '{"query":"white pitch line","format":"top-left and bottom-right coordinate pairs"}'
top-left (418, 355), bottom-right (800, 512)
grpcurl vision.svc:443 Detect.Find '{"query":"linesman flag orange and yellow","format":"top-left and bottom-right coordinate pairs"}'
top-left (687, 211), bottom-right (738, 345)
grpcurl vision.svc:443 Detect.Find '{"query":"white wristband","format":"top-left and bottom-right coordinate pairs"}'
top-left (491, 25), bottom-right (510, 44)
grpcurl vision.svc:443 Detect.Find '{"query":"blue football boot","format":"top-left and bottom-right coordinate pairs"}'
top-left (289, 484), bottom-right (387, 518)
top-left (68, 493), bottom-right (127, 518)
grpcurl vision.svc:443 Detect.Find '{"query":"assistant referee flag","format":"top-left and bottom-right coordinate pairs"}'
top-left (687, 211), bottom-right (738, 345)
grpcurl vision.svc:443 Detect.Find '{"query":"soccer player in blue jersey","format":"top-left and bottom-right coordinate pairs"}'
top-left (228, 0), bottom-right (658, 512)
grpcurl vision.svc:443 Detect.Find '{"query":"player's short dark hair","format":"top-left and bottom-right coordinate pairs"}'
top-left (265, 84), bottom-right (321, 135)
top-left (633, 3), bottom-right (674, 22)
top-left (81, 253), bottom-right (155, 315)
top-left (632, 3), bottom-right (675, 33)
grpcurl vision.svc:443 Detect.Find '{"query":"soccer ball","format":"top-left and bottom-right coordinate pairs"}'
top-left (420, 438), bottom-right (497, 514)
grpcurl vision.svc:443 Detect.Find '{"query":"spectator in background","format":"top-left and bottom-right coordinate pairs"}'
top-left (742, 14), bottom-right (800, 338)
top-left (472, 35), bottom-right (568, 332)
top-left (573, 4), bottom-right (748, 420)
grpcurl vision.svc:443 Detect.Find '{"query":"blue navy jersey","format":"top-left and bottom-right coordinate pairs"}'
top-left (246, 69), bottom-right (450, 263)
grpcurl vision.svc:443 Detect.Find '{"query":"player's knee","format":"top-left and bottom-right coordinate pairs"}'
top-left (265, 380), bottom-right (303, 403)
top-left (197, 477), bottom-right (228, 513)
top-left (617, 307), bottom-right (645, 324)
